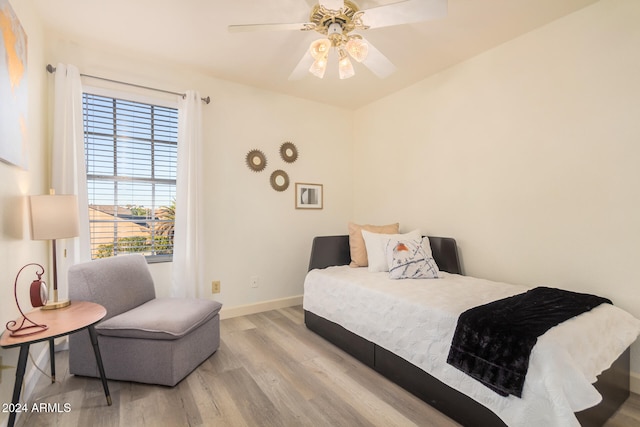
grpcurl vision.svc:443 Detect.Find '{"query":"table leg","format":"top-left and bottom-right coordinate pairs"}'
top-left (48, 339), bottom-right (55, 383)
top-left (8, 344), bottom-right (30, 427)
top-left (87, 326), bottom-right (112, 406)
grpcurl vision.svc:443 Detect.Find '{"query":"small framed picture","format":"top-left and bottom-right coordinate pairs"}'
top-left (295, 183), bottom-right (323, 209)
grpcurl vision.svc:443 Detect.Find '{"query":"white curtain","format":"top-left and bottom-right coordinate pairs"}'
top-left (51, 63), bottom-right (91, 300)
top-left (171, 91), bottom-right (204, 298)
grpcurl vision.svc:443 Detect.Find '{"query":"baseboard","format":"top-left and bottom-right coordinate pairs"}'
top-left (219, 295), bottom-right (303, 319)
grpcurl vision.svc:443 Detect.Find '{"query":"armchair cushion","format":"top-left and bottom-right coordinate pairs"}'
top-left (69, 254), bottom-right (156, 319)
top-left (97, 298), bottom-right (222, 340)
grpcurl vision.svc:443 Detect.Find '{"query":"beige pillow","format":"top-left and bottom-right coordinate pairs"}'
top-left (348, 222), bottom-right (400, 267)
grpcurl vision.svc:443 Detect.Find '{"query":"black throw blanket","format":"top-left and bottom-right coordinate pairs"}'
top-left (446, 286), bottom-right (611, 398)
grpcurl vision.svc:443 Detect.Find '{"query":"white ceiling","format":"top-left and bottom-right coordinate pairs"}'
top-left (31, 0), bottom-right (599, 109)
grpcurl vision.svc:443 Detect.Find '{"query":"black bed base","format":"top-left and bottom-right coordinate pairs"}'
top-left (304, 310), bottom-right (630, 427)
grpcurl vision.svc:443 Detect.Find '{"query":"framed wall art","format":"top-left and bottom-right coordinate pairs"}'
top-left (0, 0), bottom-right (28, 168)
top-left (295, 183), bottom-right (323, 210)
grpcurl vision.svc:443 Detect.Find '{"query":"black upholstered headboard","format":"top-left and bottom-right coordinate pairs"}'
top-left (308, 235), bottom-right (462, 275)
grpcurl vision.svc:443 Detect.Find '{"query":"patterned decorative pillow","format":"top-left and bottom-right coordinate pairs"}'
top-left (386, 238), bottom-right (440, 279)
top-left (361, 229), bottom-right (422, 273)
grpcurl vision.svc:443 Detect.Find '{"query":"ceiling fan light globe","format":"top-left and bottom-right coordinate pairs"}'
top-left (309, 54), bottom-right (329, 78)
top-left (338, 55), bottom-right (355, 79)
top-left (346, 38), bottom-right (369, 62)
top-left (309, 38), bottom-right (331, 59)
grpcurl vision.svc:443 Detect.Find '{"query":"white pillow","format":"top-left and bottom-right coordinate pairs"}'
top-left (361, 229), bottom-right (422, 272)
top-left (386, 237), bottom-right (440, 279)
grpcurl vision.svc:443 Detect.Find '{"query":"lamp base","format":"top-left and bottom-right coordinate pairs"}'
top-left (41, 299), bottom-right (71, 310)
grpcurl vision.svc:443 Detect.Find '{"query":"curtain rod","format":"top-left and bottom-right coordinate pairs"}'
top-left (46, 64), bottom-right (210, 104)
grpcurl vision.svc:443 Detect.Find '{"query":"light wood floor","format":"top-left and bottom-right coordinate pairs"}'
top-left (16, 305), bottom-right (640, 426)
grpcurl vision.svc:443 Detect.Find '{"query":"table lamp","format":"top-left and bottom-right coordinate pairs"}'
top-left (30, 190), bottom-right (79, 310)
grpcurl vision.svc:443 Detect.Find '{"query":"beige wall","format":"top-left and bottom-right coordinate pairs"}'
top-left (45, 35), bottom-right (354, 309)
top-left (354, 0), bottom-right (640, 387)
top-left (0, 0), bottom-right (49, 421)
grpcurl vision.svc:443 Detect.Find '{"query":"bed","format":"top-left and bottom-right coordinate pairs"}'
top-left (303, 235), bottom-right (640, 427)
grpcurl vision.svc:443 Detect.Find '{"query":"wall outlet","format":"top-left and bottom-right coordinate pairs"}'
top-left (250, 276), bottom-right (259, 288)
top-left (211, 280), bottom-right (221, 294)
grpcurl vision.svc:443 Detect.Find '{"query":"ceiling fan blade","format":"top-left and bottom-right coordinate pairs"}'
top-left (319, 0), bottom-right (344, 10)
top-left (360, 0), bottom-right (447, 29)
top-left (288, 51), bottom-right (315, 81)
top-left (228, 23), bottom-right (312, 33)
top-left (360, 37), bottom-right (397, 78)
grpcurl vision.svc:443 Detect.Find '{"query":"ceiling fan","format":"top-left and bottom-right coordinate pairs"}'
top-left (229, 0), bottom-right (447, 80)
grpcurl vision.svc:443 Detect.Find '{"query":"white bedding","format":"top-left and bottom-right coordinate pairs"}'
top-left (303, 266), bottom-right (640, 427)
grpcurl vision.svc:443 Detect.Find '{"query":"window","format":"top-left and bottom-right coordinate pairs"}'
top-left (83, 93), bottom-right (178, 262)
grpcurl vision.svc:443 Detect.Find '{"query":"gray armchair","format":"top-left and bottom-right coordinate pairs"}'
top-left (68, 254), bottom-right (222, 386)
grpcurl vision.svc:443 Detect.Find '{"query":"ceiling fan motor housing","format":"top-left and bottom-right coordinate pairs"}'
top-left (310, 0), bottom-right (364, 37)
top-left (328, 22), bottom-right (342, 35)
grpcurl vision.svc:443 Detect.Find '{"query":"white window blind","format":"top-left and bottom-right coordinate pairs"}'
top-left (83, 93), bottom-right (178, 261)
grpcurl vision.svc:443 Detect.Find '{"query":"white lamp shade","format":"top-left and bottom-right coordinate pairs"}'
top-left (30, 194), bottom-right (79, 240)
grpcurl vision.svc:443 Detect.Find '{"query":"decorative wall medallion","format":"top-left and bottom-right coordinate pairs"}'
top-left (270, 170), bottom-right (290, 192)
top-left (246, 149), bottom-right (267, 172)
top-left (280, 142), bottom-right (298, 163)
